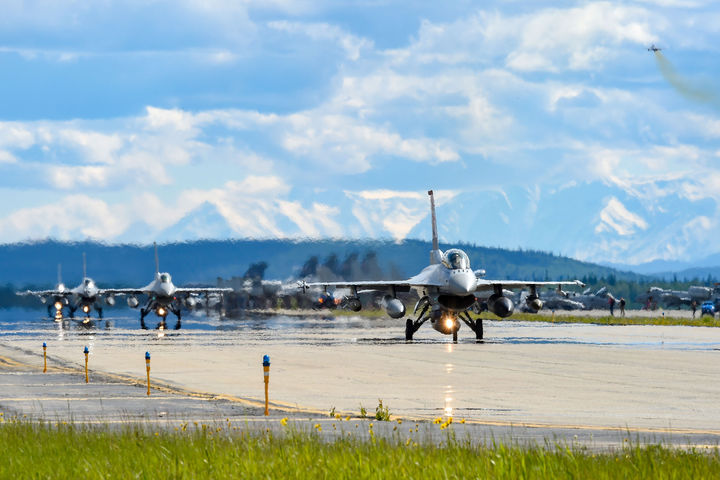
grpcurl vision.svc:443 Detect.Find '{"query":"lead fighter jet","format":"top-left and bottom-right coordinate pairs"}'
top-left (300, 190), bottom-right (584, 341)
top-left (109, 243), bottom-right (232, 329)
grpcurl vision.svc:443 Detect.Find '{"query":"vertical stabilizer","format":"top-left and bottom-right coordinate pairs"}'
top-left (429, 190), bottom-right (438, 251)
top-left (57, 263), bottom-right (62, 285)
top-left (428, 190), bottom-right (443, 265)
top-left (154, 242), bottom-right (160, 275)
top-left (82, 253), bottom-right (87, 279)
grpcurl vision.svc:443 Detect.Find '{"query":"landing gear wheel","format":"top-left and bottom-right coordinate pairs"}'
top-left (452, 330), bottom-right (458, 343)
top-left (405, 318), bottom-right (414, 341)
top-left (476, 320), bottom-right (484, 341)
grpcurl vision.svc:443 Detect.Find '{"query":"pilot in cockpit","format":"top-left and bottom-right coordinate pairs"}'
top-left (443, 249), bottom-right (469, 270)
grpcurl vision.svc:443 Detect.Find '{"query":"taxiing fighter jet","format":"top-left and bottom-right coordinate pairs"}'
top-left (300, 190), bottom-right (584, 342)
top-left (110, 243), bottom-right (232, 329)
top-left (18, 255), bottom-right (116, 320)
top-left (17, 264), bottom-right (70, 318)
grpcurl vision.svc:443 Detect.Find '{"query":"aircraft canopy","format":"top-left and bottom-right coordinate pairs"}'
top-left (443, 249), bottom-right (470, 270)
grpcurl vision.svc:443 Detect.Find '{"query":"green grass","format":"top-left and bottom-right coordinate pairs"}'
top-left (1, 420), bottom-right (719, 479)
top-left (486, 311), bottom-right (720, 328)
top-left (331, 308), bottom-right (720, 327)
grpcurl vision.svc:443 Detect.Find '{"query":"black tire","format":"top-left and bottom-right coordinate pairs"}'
top-left (452, 330), bottom-right (458, 343)
top-left (476, 320), bottom-right (484, 340)
top-left (405, 318), bottom-right (414, 340)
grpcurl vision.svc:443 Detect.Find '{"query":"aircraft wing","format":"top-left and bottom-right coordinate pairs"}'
top-left (173, 287), bottom-right (233, 294)
top-left (302, 280), bottom-right (415, 293)
top-left (99, 288), bottom-right (145, 296)
top-left (16, 289), bottom-right (68, 297)
top-left (474, 279), bottom-right (585, 292)
top-left (101, 287), bottom-right (233, 295)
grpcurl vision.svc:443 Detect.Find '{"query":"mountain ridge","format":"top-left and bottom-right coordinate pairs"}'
top-left (0, 238), bottom-right (643, 289)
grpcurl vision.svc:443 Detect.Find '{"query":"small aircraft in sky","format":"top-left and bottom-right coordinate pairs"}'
top-left (300, 190), bottom-right (584, 342)
top-left (648, 44), bottom-right (662, 52)
top-left (110, 243), bottom-right (232, 329)
top-left (18, 255), bottom-right (115, 320)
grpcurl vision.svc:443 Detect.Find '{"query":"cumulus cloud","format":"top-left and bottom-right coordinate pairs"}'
top-left (0, 195), bottom-right (128, 242)
top-left (268, 21), bottom-right (373, 60)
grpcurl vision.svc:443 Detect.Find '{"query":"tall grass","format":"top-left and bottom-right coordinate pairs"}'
top-left (0, 420), bottom-right (718, 479)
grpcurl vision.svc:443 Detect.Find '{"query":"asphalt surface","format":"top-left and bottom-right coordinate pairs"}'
top-left (1, 307), bottom-right (720, 450)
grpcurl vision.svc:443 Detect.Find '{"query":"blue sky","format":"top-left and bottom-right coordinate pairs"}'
top-left (1, 0), bottom-right (720, 267)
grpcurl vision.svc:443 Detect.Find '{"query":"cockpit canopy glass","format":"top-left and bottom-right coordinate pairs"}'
top-left (443, 249), bottom-right (470, 270)
top-left (160, 273), bottom-right (171, 283)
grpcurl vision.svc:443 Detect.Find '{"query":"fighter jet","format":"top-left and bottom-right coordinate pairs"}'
top-left (648, 44), bottom-right (662, 52)
top-left (300, 190), bottom-right (584, 342)
top-left (636, 285), bottom-right (714, 309)
top-left (110, 243), bottom-right (232, 329)
top-left (18, 255), bottom-right (115, 320)
top-left (17, 264), bottom-right (70, 319)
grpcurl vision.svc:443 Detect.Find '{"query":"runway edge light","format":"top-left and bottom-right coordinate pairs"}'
top-left (42, 342), bottom-right (47, 373)
top-left (145, 352), bottom-right (151, 396)
top-left (263, 355), bottom-right (270, 416)
top-left (84, 346), bottom-right (89, 384)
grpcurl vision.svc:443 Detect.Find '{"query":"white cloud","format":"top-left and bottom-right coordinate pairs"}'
top-left (0, 195), bottom-right (128, 242)
top-left (268, 21), bottom-right (373, 60)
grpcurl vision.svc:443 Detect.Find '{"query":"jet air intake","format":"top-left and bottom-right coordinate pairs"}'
top-left (437, 294), bottom-right (476, 312)
top-left (488, 293), bottom-right (514, 318)
top-left (381, 295), bottom-right (406, 319)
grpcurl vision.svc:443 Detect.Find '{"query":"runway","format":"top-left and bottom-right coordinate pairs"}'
top-left (1, 307), bottom-right (720, 448)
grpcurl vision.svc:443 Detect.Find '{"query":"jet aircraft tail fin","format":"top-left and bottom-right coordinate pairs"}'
top-left (57, 263), bottom-right (62, 285)
top-left (154, 242), bottom-right (160, 275)
top-left (428, 190), bottom-right (442, 265)
top-left (82, 253), bottom-right (87, 279)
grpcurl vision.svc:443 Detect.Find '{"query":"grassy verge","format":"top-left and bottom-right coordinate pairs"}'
top-left (330, 308), bottom-right (720, 327)
top-left (1, 420), bottom-right (719, 478)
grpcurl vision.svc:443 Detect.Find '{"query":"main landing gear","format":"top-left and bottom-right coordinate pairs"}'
top-left (405, 300), bottom-right (431, 341)
top-left (140, 302), bottom-right (182, 330)
top-left (460, 311), bottom-right (483, 341)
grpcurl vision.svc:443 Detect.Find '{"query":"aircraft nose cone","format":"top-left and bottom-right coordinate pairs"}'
top-left (160, 284), bottom-right (173, 296)
top-left (448, 272), bottom-right (476, 295)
